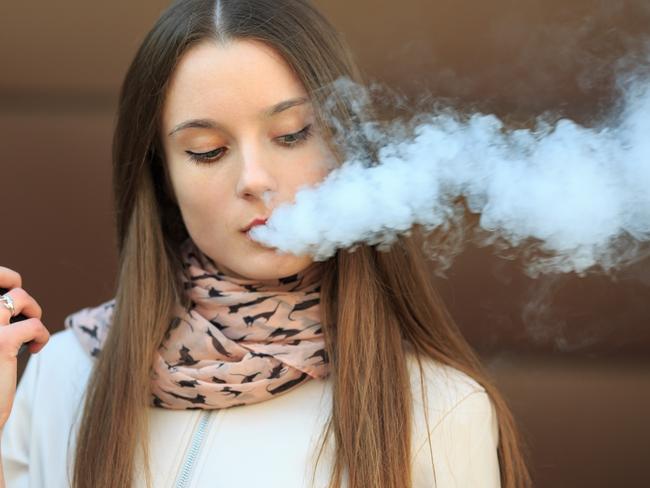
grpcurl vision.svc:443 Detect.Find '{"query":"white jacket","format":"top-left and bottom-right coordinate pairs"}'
top-left (1, 328), bottom-right (500, 487)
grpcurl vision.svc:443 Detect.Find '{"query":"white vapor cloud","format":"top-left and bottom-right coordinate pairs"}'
top-left (249, 73), bottom-right (650, 277)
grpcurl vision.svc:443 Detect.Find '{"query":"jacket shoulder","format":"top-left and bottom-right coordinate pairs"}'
top-left (21, 327), bottom-right (93, 379)
top-left (406, 352), bottom-right (486, 416)
top-left (42, 327), bottom-right (91, 359)
top-left (406, 354), bottom-right (501, 486)
top-left (20, 328), bottom-right (94, 408)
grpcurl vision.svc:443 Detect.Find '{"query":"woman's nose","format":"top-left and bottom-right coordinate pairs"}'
top-left (234, 145), bottom-right (278, 201)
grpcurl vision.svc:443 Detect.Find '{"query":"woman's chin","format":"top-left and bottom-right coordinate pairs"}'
top-left (234, 253), bottom-right (314, 281)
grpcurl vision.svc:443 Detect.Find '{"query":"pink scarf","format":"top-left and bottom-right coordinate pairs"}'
top-left (65, 238), bottom-right (329, 409)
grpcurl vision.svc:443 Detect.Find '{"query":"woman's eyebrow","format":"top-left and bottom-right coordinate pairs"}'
top-left (168, 97), bottom-right (310, 136)
top-left (168, 118), bottom-right (221, 136)
top-left (264, 96), bottom-right (309, 117)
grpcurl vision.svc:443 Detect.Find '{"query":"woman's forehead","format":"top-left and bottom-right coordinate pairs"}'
top-left (162, 39), bottom-right (309, 129)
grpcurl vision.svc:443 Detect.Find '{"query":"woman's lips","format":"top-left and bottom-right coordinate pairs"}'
top-left (242, 218), bottom-right (268, 233)
top-left (241, 218), bottom-right (269, 243)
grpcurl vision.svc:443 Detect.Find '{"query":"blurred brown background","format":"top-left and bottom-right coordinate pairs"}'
top-left (1, 0), bottom-right (649, 486)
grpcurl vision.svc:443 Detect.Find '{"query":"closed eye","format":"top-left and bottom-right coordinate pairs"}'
top-left (275, 124), bottom-right (313, 147)
top-left (185, 147), bottom-right (227, 164)
top-left (185, 124), bottom-right (314, 165)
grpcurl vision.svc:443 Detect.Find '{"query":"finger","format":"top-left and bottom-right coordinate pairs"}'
top-left (0, 288), bottom-right (43, 325)
top-left (0, 267), bottom-right (22, 290)
top-left (0, 318), bottom-right (50, 358)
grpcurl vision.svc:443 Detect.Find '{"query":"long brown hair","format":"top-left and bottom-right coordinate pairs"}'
top-left (72, 1), bottom-right (531, 486)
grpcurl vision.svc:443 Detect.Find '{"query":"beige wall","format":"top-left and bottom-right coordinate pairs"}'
top-left (1, 1), bottom-right (649, 486)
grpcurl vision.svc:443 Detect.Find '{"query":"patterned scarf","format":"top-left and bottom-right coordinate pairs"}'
top-left (64, 238), bottom-right (329, 409)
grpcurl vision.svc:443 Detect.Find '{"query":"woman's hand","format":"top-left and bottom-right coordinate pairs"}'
top-left (0, 267), bottom-right (50, 430)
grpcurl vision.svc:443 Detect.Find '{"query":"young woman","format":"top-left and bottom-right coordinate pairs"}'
top-left (0, 0), bottom-right (531, 486)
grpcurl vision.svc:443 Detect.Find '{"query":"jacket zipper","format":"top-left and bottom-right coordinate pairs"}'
top-left (173, 410), bottom-right (213, 488)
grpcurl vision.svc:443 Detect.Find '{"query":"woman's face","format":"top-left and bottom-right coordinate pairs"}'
top-left (161, 39), bottom-right (334, 280)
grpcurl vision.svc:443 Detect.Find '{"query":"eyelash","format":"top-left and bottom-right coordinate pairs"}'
top-left (185, 124), bottom-right (313, 165)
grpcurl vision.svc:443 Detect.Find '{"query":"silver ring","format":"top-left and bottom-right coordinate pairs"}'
top-left (0, 293), bottom-right (16, 318)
